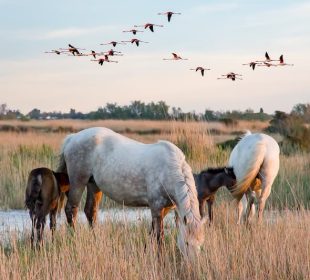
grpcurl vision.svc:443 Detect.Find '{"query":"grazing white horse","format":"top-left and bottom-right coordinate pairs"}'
top-left (57, 127), bottom-right (205, 259)
top-left (229, 131), bottom-right (280, 224)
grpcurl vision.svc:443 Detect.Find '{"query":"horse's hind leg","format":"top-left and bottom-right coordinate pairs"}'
top-left (245, 190), bottom-right (256, 224)
top-left (65, 178), bottom-right (87, 229)
top-left (257, 183), bottom-right (272, 223)
top-left (237, 195), bottom-right (247, 225)
top-left (84, 180), bottom-right (103, 228)
top-left (49, 205), bottom-right (58, 240)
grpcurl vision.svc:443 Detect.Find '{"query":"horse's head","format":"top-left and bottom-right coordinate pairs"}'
top-left (177, 214), bottom-right (206, 261)
top-left (223, 167), bottom-right (237, 190)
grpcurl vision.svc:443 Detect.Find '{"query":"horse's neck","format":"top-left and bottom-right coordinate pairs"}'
top-left (195, 173), bottom-right (225, 200)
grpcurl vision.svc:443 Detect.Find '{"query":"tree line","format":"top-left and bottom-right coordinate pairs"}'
top-left (0, 101), bottom-right (309, 123)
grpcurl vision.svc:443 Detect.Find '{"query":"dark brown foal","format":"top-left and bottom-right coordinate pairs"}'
top-left (25, 167), bottom-right (69, 246)
top-left (194, 167), bottom-right (236, 223)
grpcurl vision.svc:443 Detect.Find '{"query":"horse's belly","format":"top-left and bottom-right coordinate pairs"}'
top-left (98, 177), bottom-right (149, 207)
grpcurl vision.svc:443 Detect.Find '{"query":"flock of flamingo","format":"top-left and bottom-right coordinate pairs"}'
top-left (45, 11), bottom-right (294, 81)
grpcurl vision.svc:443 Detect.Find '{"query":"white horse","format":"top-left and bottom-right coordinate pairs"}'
top-left (229, 131), bottom-right (280, 224)
top-left (57, 127), bottom-right (205, 259)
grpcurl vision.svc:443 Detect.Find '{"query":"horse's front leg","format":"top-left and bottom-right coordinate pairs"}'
top-left (207, 195), bottom-right (215, 225)
top-left (150, 208), bottom-right (164, 247)
top-left (199, 199), bottom-right (207, 219)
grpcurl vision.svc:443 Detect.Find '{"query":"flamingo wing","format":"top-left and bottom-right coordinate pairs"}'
top-left (279, 55), bottom-right (284, 64)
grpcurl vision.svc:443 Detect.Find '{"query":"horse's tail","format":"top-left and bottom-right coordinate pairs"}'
top-left (56, 134), bottom-right (74, 215)
top-left (231, 142), bottom-right (266, 200)
top-left (25, 173), bottom-right (43, 210)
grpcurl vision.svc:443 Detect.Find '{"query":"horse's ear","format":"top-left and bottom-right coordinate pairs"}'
top-left (224, 167), bottom-right (228, 175)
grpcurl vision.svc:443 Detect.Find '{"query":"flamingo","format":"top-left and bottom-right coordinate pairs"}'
top-left (217, 72), bottom-right (243, 81)
top-left (134, 23), bottom-right (163, 32)
top-left (44, 50), bottom-right (63, 55)
top-left (158, 11), bottom-right (181, 22)
top-left (190, 67), bottom-right (211, 76)
top-left (163, 53), bottom-right (188, 60)
top-left (103, 49), bottom-right (123, 56)
top-left (59, 44), bottom-right (85, 56)
top-left (242, 62), bottom-right (260, 70)
top-left (91, 56), bottom-right (118, 66)
top-left (257, 62), bottom-right (278, 67)
top-left (121, 39), bottom-right (149, 47)
top-left (278, 55), bottom-right (294, 66)
top-left (100, 41), bottom-right (126, 47)
top-left (122, 29), bottom-right (143, 35)
top-left (80, 50), bottom-right (105, 59)
top-left (256, 52), bottom-right (280, 63)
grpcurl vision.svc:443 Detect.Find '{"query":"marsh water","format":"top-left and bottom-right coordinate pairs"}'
top-left (0, 208), bottom-right (175, 241)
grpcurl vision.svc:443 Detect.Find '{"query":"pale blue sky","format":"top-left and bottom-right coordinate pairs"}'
top-left (0, 0), bottom-right (309, 114)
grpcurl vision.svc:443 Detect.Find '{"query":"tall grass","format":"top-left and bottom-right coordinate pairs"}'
top-left (0, 120), bottom-right (309, 209)
top-left (0, 120), bottom-right (309, 279)
top-left (0, 205), bottom-right (309, 279)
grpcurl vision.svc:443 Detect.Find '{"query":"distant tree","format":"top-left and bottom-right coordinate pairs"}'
top-left (0, 103), bottom-right (7, 116)
top-left (204, 109), bottom-right (217, 121)
top-left (27, 108), bottom-right (41, 119)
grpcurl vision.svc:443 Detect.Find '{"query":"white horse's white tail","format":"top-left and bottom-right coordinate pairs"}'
top-left (56, 134), bottom-right (74, 173)
top-left (231, 142), bottom-right (266, 200)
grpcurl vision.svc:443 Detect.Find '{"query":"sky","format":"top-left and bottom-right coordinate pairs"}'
top-left (0, 0), bottom-right (309, 114)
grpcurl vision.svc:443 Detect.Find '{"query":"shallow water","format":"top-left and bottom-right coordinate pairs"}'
top-left (0, 208), bottom-right (168, 241)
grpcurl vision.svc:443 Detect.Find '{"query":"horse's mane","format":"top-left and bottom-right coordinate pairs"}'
top-left (199, 167), bottom-right (231, 175)
top-left (174, 160), bottom-right (203, 243)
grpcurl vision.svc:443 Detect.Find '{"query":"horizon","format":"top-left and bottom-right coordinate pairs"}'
top-left (1, 99), bottom-right (304, 116)
top-left (1, 0), bottom-right (309, 114)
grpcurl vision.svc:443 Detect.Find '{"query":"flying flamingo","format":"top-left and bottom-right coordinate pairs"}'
top-left (242, 61), bottom-right (260, 70)
top-left (134, 23), bottom-right (163, 32)
top-left (103, 49), bottom-right (123, 56)
top-left (121, 39), bottom-right (149, 47)
top-left (190, 67), bottom-right (211, 76)
top-left (59, 44), bottom-right (85, 56)
top-left (44, 50), bottom-right (64, 55)
top-left (257, 62), bottom-right (278, 67)
top-left (122, 29), bottom-right (143, 35)
top-left (91, 56), bottom-right (118, 66)
top-left (158, 11), bottom-right (181, 22)
top-left (217, 72), bottom-right (243, 81)
top-left (80, 50), bottom-right (105, 59)
top-left (163, 53), bottom-right (188, 61)
top-left (100, 41), bottom-right (126, 47)
top-left (278, 55), bottom-right (294, 66)
top-left (256, 52), bottom-right (280, 63)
